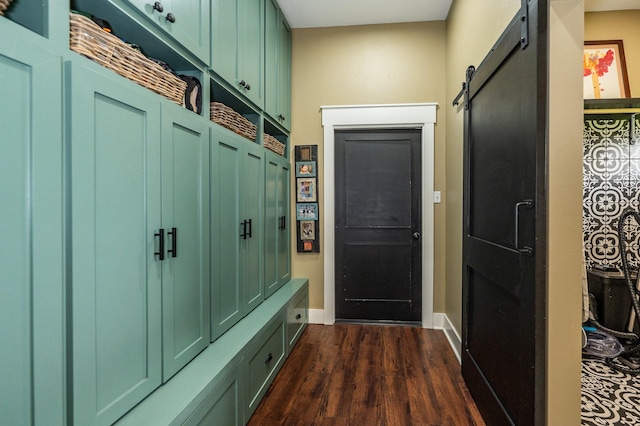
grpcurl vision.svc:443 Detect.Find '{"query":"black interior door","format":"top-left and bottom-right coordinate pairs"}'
top-left (335, 129), bottom-right (421, 323)
top-left (461, 1), bottom-right (546, 425)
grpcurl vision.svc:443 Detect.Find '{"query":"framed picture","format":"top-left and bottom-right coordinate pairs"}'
top-left (297, 178), bottom-right (317, 202)
top-left (296, 161), bottom-right (316, 177)
top-left (300, 220), bottom-right (315, 240)
top-left (296, 203), bottom-right (318, 221)
top-left (584, 40), bottom-right (631, 99)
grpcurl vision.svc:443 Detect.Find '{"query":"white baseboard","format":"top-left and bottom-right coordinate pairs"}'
top-left (308, 309), bottom-right (324, 324)
top-left (433, 313), bottom-right (462, 364)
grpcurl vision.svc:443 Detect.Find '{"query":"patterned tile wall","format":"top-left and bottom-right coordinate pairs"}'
top-left (583, 115), bottom-right (640, 269)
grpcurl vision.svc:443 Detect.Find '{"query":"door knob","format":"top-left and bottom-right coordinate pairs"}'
top-left (413, 232), bottom-right (421, 239)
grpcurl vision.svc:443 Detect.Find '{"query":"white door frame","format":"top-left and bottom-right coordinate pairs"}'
top-left (321, 103), bottom-right (437, 327)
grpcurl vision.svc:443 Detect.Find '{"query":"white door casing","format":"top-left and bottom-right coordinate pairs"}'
top-left (321, 103), bottom-right (437, 327)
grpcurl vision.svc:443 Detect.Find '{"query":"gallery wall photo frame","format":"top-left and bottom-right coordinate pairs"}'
top-left (295, 145), bottom-right (320, 253)
top-left (584, 40), bottom-right (631, 99)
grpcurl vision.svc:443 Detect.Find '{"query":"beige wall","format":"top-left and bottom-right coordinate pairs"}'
top-left (444, 0), bottom-right (521, 336)
top-left (585, 10), bottom-right (640, 97)
top-left (289, 21), bottom-right (448, 312)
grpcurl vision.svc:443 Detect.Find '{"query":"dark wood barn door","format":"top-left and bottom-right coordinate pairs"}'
top-left (334, 129), bottom-right (422, 323)
top-left (461, 1), bottom-right (547, 425)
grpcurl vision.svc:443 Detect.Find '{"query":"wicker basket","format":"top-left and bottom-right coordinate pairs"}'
top-left (263, 134), bottom-right (286, 156)
top-left (69, 13), bottom-right (186, 105)
top-left (210, 102), bottom-right (257, 142)
top-left (0, 0), bottom-right (13, 15)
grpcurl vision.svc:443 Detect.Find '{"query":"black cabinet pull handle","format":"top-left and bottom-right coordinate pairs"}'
top-left (247, 219), bottom-right (252, 238)
top-left (153, 1), bottom-right (163, 12)
top-left (154, 228), bottom-right (165, 261)
top-left (240, 220), bottom-right (247, 239)
top-left (278, 114), bottom-right (285, 121)
top-left (168, 227), bottom-right (177, 258)
top-left (282, 215), bottom-right (286, 230)
top-left (245, 83), bottom-right (251, 91)
top-left (295, 313), bottom-right (301, 320)
top-left (265, 352), bottom-right (273, 364)
top-left (239, 80), bottom-right (246, 88)
top-left (166, 12), bottom-right (176, 23)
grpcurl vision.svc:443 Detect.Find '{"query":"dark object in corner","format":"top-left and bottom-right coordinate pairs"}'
top-left (179, 75), bottom-right (202, 114)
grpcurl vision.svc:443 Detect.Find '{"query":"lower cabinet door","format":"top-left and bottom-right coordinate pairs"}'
top-left (183, 363), bottom-right (244, 426)
top-left (246, 317), bottom-right (285, 417)
top-left (210, 126), bottom-right (244, 340)
top-left (161, 103), bottom-right (211, 381)
top-left (1, 27), bottom-right (65, 426)
top-left (68, 61), bottom-right (163, 425)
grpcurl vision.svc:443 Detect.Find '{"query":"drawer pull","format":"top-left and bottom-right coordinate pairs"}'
top-left (153, 1), bottom-right (164, 12)
top-left (295, 313), bottom-right (301, 320)
top-left (265, 352), bottom-right (273, 364)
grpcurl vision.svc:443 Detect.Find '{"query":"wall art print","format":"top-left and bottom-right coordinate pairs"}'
top-left (583, 115), bottom-right (640, 270)
top-left (583, 40), bottom-right (631, 99)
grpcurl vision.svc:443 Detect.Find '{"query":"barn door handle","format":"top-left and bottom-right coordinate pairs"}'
top-left (168, 227), bottom-right (177, 258)
top-left (515, 200), bottom-right (534, 254)
top-left (154, 228), bottom-right (165, 261)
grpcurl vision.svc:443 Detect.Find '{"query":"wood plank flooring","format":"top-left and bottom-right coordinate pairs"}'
top-left (248, 324), bottom-right (485, 426)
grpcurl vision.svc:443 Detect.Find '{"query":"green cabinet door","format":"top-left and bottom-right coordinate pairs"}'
top-left (210, 126), bottom-right (265, 340)
top-left (277, 15), bottom-right (292, 129)
top-left (211, 0), bottom-right (239, 85)
top-left (239, 0), bottom-right (264, 108)
top-left (210, 125), bottom-right (244, 340)
top-left (211, 0), bottom-right (264, 108)
top-left (161, 103), bottom-right (211, 381)
top-left (264, 151), bottom-right (290, 297)
top-left (264, 0), bottom-right (279, 122)
top-left (276, 156), bottom-right (291, 284)
top-left (68, 61), bottom-right (163, 425)
top-left (120, 0), bottom-right (210, 62)
top-left (242, 140), bottom-right (265, 312)
top-left (0, 24), bottom-right (65, 426)
top-left (263, 0), bottom-right (291, 129)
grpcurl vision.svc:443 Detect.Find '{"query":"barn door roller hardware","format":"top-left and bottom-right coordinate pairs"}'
top-left (520, 0), bottom-right (529, 49)
top-left (452, 66), bottom-right (475, 109)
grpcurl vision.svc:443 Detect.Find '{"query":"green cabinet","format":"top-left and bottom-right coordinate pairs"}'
top-left (161, 103), bottom-right (211, 380)
top-left (68, 61), bottom-right (164, 426)
top-left (265, 151), bottom-right (291, 297)
top-left (118, 0), bottom-right (210, 62)
top-left (264, 0), bottom-right (291, 129)
top-left (68, 61), bottom-right (210, 424)
top-left (211, 0), bottom-right (264, 108)
top-left (0, 22), bottom-right (65, 426)
top-left (211, 125), bottom-right (265, 341)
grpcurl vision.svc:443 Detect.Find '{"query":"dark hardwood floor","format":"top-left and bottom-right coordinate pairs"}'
top-left (248, 324), bottom-right (485, 426)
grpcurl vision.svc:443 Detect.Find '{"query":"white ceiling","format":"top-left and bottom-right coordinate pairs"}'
top-left (278, 0), bottom-right (639, 29)
top-left (277, 0), bottom-right (453, 29)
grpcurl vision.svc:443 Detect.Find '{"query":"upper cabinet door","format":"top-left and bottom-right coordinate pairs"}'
top-left (123, 0), bottom-right (210, 62)
top-left (277, 16), bottom-right (292, 129)
top-left (161, 103), bottom-right (211, 381)
top-left (67, 61), bottom-right (163, 426)
top-left (263, 0), bottom-right (291, 130)
top-left (211, 0), bottom-right (264, 108)
top-left (239, 0), bottom-right (264, 108)
top-left (211, 0), bottom-right (240, 85)
top-left (0, 24), bottom-right (65, 426)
